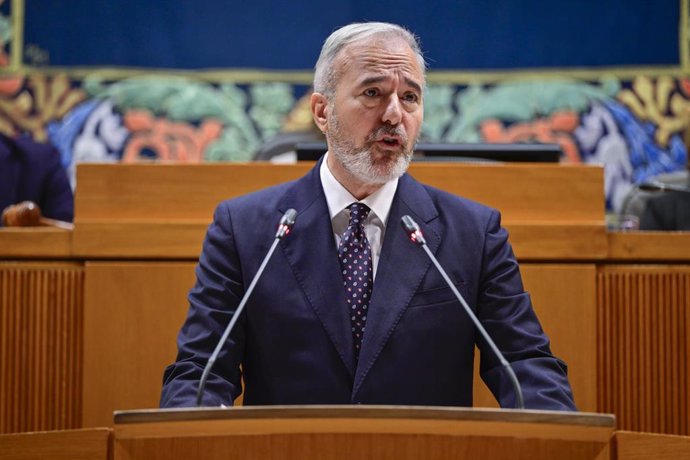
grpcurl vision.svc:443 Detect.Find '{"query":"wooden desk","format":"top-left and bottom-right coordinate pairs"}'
top-left (72, 163), bottom-right (606, 259)
top-left (1, 163), bottom-right (688, 439)
top-left (0, 227), bottom-right (72, 258)
top-left (615, 430), bottom-right (690, 459)
top-left (0, 427), bottom-right (111, 460)
top-left (608, 232), bottom-right (690, 261)
top-left (72, 163), bottom-right (604, 427)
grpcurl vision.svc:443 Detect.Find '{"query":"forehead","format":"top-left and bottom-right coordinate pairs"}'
top-left (334, 37), bottom-right (423, 88)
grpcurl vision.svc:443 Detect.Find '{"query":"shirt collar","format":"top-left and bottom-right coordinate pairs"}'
top-left (319, 152), bottom-right (398, 225)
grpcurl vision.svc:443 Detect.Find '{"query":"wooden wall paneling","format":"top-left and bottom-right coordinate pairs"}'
top-left (82, 262), bottom-right (197, 428)
top-left (0, 263), bottom-right (84, 434)
top-left (597, 266), bottom-right (690, 436)
top-left (473, 264), bottom-right (598, 412)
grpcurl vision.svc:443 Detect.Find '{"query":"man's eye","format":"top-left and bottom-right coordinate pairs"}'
top-left (363, 88), bottom-right (379, 97)
top-left (403, 93), bottom-right (419, 103)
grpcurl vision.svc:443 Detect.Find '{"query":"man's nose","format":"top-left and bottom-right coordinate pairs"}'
top-left (382, 95), bottom-right (403, 125)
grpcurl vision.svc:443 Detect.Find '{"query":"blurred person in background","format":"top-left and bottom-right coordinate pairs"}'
top-left (0, 133), bottom-right (74, 225)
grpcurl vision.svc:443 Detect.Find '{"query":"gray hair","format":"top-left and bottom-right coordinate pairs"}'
top-left (313, 22), bottom-right (426, 97)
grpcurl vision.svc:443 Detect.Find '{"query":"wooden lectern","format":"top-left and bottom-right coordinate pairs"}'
top-left (113, 406), bottom-right (615, 460)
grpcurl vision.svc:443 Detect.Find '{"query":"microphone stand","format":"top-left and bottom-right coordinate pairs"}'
top-left (400, 215), bottom-right (525, 409)
top-left (196, 209), bottom-right (297, 406)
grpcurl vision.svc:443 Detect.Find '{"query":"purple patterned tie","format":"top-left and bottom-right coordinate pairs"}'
top-left (338, 203), bottom-right (373, 359)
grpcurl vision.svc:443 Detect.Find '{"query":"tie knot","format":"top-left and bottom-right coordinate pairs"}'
top-left (348, 202), bottom-right (371, 225)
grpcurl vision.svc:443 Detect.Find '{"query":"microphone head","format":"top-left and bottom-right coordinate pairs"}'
top-left (401, 215), bottom-right (426, 245)
top-left (275, 208), bottom-right (298, 239)
top-left (638, 181), bottom-right (665, 192)
top-left (281, 208), bottom-right (297, 226)
top-left (638, 180), bottom-right (690, 194)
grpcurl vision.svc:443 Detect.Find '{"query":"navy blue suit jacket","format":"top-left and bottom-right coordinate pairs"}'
top-left (0, 134), bottom-right (73, 223)
top-left (161, 160), bottom-right (576, 410)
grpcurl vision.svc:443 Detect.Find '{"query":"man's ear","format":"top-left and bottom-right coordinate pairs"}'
top-left (311, 92), bottom-right (329, 133)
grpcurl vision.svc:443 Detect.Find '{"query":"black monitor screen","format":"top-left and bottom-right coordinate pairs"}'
top-left (295, 142), bottom-right (562, 163)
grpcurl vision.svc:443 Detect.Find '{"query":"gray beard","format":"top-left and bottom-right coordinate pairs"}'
top-left (327, 113), bottom-right (414, 186)
top-left (332, 146), bottom-right (411, 186)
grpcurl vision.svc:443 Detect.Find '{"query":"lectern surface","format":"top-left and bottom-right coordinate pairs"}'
top-left (113, 406), bottom-right (615, 460)
top-left (115, 404), bottom-right (613, 426)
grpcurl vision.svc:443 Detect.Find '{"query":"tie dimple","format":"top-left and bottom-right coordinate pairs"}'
top-left (338, 202), bottom-right (373, 360)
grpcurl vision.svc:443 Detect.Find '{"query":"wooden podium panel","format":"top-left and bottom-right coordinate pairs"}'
top-left (113, 406), bottom-right (615, 460)
top-left (81, 260), bottom-right (599, 426)
top-left (82, 262), bottom-right (196, 428)
top-left (522, 265), bottom-right (598, 412)
top-left (473, 264), bottom-right (597, 412)
top-left (71, 162), bottom-right (606, 426)
top-left (0, 428), bottom-right (111, 460)
top-left (615, 430), bottom-right (690, 459)
top-left (73, 163), bottom-right (606, 259)
top-left (75, 163), bottom-right (603, 223)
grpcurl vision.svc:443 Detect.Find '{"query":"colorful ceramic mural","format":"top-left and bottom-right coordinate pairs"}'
top-left (1, 2), bottom-right (688, 213)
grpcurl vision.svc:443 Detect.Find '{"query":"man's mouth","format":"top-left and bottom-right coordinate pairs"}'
top-left (375, 135), bottom-right (403, 149)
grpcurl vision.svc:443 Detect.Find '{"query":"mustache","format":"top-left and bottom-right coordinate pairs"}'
top-left (367, 124), bottom-right (408, 144)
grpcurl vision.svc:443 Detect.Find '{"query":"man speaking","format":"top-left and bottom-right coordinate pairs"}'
top-left (160, 22), bottom-right (576, 411)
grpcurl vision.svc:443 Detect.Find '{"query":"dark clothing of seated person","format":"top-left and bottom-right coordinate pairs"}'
top-left (0, 133), bottom-right (74, 225)
top-left (640, 192), bottom-right (690, 231)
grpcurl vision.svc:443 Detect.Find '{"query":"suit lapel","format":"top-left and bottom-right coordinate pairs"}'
top-left (277, 162), bottom-right (357, 378)
top-left (353, 174), bottom-right (442, 395)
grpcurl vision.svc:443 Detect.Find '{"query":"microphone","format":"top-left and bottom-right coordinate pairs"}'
top-left (638, 180), bottom-right (690, 193)
top-left (196, 208), bottom-right (298, 406)
top-left (275, 208), bottom-right (297, 238)
top-left (400, 215), bottom-right (526, 409)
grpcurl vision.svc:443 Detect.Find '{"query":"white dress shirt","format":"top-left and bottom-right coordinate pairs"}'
top-left (319, 153), bottom-right (399, 278)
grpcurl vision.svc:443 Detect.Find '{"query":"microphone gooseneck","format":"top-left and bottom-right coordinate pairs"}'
top-left (400, 214), bottom-right (526, 410)
top-left (196, 208), bottom-right (298, 406)
top-left (619, 182), bottom-right (658, 220)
